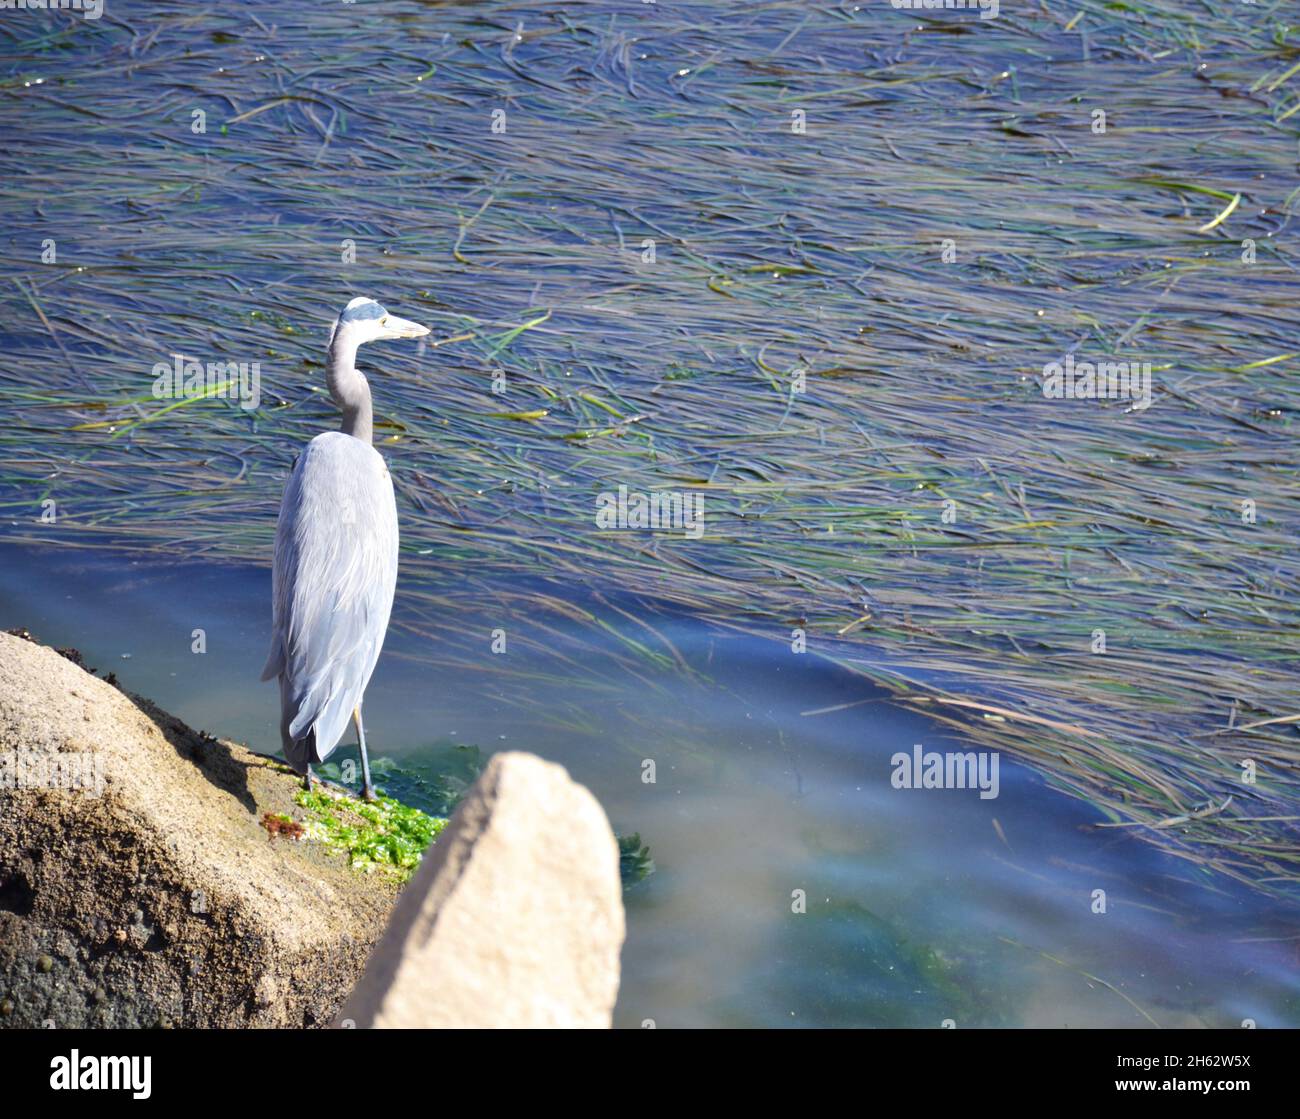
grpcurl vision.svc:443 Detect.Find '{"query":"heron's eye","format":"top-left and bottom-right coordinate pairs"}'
top-left (380, 317), bottom-right (389, 326)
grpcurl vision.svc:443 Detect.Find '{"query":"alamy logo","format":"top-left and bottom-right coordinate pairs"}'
top-left (1, 0), bottom-right (102, 18)
top-left (891, 744), bottom-right (1000, 800)
top-left (889, 0), bottom-right (999, 20)
top-left (1042, 354), bottom-right (1152, 412)
top-left (50, 1051), bottom-right (151, 1099)
top-left (596, 484), bottom-right (704, 539)
top-left (0, 751), bottom-right (104, 796)
top-left (152, 355), bottom-right (261, 411)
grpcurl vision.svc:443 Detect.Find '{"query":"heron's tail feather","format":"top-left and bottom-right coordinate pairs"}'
top-left (260, 638), bottom-right (284, 682)
top-left (289, 667), bottom-right (353, 760)
top-left (277, 672), bottom-right (326, 774)
top-left (282, 725), bottom-right (317, 776)
top-left (279, 668), bottom-right (352, 772)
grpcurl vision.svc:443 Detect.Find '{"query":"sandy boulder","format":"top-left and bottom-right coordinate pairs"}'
top-left (340, 751), bottom-right (625, 1028)
top-left (0, 630), bottom-right (398, 1028)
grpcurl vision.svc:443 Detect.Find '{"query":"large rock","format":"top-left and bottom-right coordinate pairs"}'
top-left (0, 631), bottom-right (399, 1028)
top-left (339, 751), bottom-right (624, 1028)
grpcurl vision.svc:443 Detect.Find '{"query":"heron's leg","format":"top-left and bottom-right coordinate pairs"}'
top-left (354, 706), bottom-right (376, 802)
top-left (303, 765), bottom-right (316, 792)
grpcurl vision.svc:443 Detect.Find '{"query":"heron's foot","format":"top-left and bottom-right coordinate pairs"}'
top-left (303, 767), bottom-right (351, 797)
top-left (361, 783), bottom-right (378, 804)
top-left (315, 776), bottom-right (353, 797)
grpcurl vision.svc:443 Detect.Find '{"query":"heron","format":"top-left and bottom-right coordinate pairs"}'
top-left (262, 297), bottom-right (429, 801)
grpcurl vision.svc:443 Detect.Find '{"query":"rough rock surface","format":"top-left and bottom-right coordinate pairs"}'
top-left (0, 631), bottom-right (398, 1028)
top-left (340, 751), bottom-right (624, 1028)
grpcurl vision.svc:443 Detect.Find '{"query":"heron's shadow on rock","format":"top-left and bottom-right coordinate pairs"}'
top-left (125, 692), bottom-right (259, 814)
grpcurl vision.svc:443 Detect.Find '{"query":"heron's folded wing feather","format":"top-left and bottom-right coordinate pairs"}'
top-left (264, 433), bottom-right (398, 760)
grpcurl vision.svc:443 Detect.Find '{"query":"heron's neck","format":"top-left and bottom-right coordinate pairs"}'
top-left (326, 333), bottom-right (373, 444)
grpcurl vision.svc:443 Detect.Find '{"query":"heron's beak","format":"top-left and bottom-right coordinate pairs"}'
top-left (380, 314), bottom-right (430, 340)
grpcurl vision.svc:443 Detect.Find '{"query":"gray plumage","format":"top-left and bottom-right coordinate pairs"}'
top-left (262, 431), bottom-right (398, 771)
top-left (262, 297), bottom-right (429, 797)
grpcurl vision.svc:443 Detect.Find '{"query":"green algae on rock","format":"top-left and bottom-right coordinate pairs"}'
top-left (294, 787), bottom-right (447, 881)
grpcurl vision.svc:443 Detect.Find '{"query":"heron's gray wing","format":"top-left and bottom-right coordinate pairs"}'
top-left (262, 431), bottom-right (398, 764)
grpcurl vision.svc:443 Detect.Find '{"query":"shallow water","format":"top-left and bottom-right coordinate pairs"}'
top-left (3, 541), bottom-right (1296, 1028)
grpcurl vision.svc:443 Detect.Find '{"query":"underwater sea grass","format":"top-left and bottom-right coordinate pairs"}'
top-left (1, 3), bottom-right (1298, 894)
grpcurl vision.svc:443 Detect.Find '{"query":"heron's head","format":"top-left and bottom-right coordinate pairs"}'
top-left (330, 297), bottom-right (430, 348)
